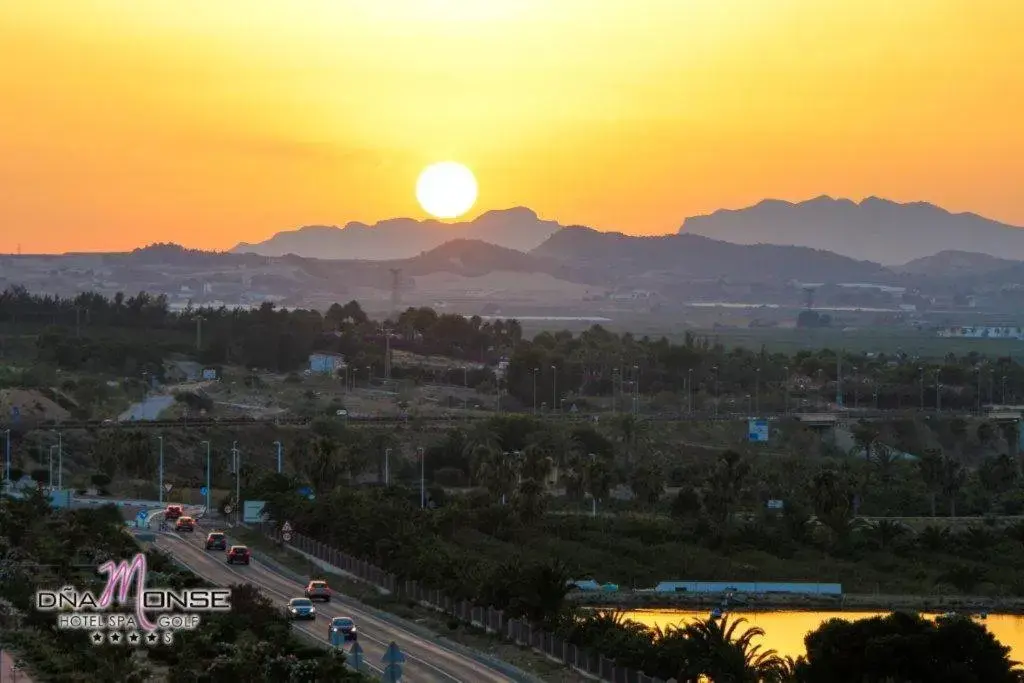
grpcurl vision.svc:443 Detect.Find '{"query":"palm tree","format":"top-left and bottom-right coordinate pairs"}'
top-left (918, 448), bottom-right (944, 517)
top-left (675, 615), bottom-right (787, 682)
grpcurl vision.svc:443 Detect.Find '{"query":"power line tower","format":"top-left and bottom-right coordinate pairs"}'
top-left (389, 268), bottom-right (402, 317)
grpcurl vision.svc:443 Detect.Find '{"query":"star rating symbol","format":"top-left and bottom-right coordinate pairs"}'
top-left (108, 631), bottom-right (123, 645)
top-left (145, 632), bottom-right (160, 646)
top-left (90, 631), bottom-right (105, 646)
top-left (127, 631), bottom-right (141, 645)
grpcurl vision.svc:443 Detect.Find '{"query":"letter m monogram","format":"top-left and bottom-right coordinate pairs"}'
top-left (97, 553), bottom-right (147, 609)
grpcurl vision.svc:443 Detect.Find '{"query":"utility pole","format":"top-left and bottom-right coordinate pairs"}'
top-left (57, 432), bottom-right (63, 492)
top-left (157, 436), bottom-right (164, 504)
top-left (532, 368), bottom-right (538, 415)
top-left (835, 352), bottom-right (843, 408)
top-left (384, 448), bottom-right (391, 485)
top-left (274, 441), bottom-right (283, 474)
top-left (551, 365), bottom-right (557, 414)
top-left (418, 447), bottom-right (425, 509)
top-left (201, 441), bottom-right (211, 513)
top-left (3, 429), bottom-right (10, 483)
top-left (195, 316), bottom-right (203, 350)
top-left (232, 441), bottom-right (240, 524)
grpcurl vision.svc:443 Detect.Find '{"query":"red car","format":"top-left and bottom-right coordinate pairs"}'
top-left (226, 546), bottom-right (251, 565)
top-left (164, 504), bottom-right (183, 521)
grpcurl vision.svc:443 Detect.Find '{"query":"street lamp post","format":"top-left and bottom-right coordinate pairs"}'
top-left (783, 366), bottom-right (790, 414)
top-left (688, 369), bottom-right (694, 416)
top-left (48, 445), bottom-right (56, 489)
top-left (3, 428), bottom-right (10, 483)
top-left (755, 367), bottom-right (760, 416)
top-left (417, 447), bottom-right (425, 509)
top-left (712, 366), bottom-right (719, 418)
top-left (200, 441), bottom-right (211, 513)
top-left (384, 448), bottom-right (392, 485)
top-left (274, 441), bottom-right (283, 474)
top-left (918, 367), bottom-right (925, 410)
top-left (157, 435), bottom-right (164, 504)
top-left (935, 371), bottom-right (941, 413)
top-left (56, 432), bottom-right (62, 491)
top-left (532, 368), bottom-right (538, 415)
top-left (551, 365), bottom-right (557, 414)
top-left (231, 441), bottom-right (241, 524)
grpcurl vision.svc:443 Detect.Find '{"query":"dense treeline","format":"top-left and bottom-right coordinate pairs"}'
top-left (250, 470), bottom-right (1024, 682)
top-left (0, 491), bottom-right (366, 681)
top-left (4, 287), bottom-right (1024, 412)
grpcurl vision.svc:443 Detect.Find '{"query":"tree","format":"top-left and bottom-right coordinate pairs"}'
top-left (703, 450), bottom-right (751, 528)
top-left (628, 458), bottom-right (664, 508)
top-left (671, 615), bottom-right (787, 683)
top-left (801, 611), bottom-right (1022, 683)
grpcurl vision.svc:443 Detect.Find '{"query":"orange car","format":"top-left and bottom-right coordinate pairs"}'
top-left (164, 504), bottom-right (183, 520)
top-left (304, 580), bottom-right (331, 602)
top-left (175, 516), bottom-right (195, 532)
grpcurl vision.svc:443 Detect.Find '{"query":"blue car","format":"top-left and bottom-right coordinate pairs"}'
top-left (287, 598), bottom-right (317, 621)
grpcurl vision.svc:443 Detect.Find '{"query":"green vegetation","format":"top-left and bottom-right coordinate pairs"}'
top-left (0, 491), bottom-right (367, 681)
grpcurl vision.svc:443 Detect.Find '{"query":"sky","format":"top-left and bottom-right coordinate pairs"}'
top-left (1, 0), bottom-right (1022, 253)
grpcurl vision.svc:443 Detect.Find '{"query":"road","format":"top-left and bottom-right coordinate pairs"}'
top-left (155, 528), bottom-right (522, 682)
top-left (118, 394), bottom-right (175, 422)
top-left (1, 649), bottom-right (33, 682)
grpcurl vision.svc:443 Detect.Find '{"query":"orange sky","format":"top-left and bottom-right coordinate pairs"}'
top-left (1, 0), bottom-right (1022, 253)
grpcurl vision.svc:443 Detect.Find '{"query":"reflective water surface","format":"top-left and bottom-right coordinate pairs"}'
top-left (623, 610), bottom-right (1024, 661)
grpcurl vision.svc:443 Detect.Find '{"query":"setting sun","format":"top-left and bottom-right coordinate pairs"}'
top-left (416, 162), bottom-right (478, 220)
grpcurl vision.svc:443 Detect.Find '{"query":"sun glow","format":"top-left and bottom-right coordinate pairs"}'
top-left (415, 162), bottom-right (478, 220)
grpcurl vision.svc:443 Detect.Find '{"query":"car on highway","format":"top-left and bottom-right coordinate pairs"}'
top-left (226, 545), bottom-right (251, 565)
top-left (175, 516), bottom-right (195, 532)
top-left (286, 598), bottom-right (317, 621)
top-left (304, 580), bottom-right (331, 602)
top-left (328, 616), bottom-right (357, 642)
top-left (205, 531), bottom-right (227, 550)
top-left (164, 504), bottom-right (183, 520)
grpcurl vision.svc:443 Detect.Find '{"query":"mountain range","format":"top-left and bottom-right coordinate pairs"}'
top-left (231, 207), bottom-right (559, 260)
top-left (232, 197), bottom-right (1024, 266)
top-left (680, 196), bottom-right (1024, 265)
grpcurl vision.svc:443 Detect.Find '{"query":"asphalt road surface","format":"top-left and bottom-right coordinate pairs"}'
top-left (155, 530), bottom-right (520, 682)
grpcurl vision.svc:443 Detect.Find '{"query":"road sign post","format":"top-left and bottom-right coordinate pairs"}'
top-left (381, 642), bottom-right (406, 682)
top-left (348, 641), bottom-right (364, 671)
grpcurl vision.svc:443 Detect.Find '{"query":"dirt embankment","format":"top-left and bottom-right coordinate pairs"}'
top-left (0, 388), bottom-right (72, 421)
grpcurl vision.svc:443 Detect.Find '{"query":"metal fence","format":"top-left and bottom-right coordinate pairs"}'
top-left (254, 523), bottom-right (670, 683)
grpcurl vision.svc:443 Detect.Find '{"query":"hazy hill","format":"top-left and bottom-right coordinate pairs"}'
top-left (231, 207), bottom-right (560, 260)
top-left (532, 226), bottom-right (892, 284)
top-left (897, 250), bottom-right (1020, 276)
top-left (680, 196), bottom-right (1024, 265)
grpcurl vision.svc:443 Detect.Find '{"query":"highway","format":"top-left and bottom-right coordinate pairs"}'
top-left (154, 526), bottom-right (524, 682)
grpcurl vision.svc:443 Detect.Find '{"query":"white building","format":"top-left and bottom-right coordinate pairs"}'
top-left (938, 326), bottom-right (1024, 340)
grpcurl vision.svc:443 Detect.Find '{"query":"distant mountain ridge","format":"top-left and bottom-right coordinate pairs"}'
top-left (680, 196), bottom-right (1024, 265)
top-left (231, 207), bottom-right (560, 260)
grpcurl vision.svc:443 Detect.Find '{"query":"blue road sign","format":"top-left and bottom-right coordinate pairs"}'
top-left (381, 641), bottom-right (406, 680)
top-left (330, 628), bottom-right (344, 648)
top-left (10, 406), bottom-right (19, 422)
top-left (297, 486), bottom-right (312, 496)
top-left (382, 663), bottom-right (403, 682)
top-left (200, 486), bottom-right (208, 496)
top-left (136, 510), bottom-right (148, 522)
top-left (348, 641), bottom-right (364, 671)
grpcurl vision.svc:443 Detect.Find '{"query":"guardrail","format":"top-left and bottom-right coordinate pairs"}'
top-left (254, 523), bottom-right (670, 683)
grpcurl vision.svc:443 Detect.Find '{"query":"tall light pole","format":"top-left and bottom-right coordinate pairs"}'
top-left (688, 369), bottom-right (694, 416)
top-left (712, 366), bottom-right (719, 418)
top-left (3, 428), bottom-right (10, 483)
top-left (417, 447), bottom-right (425, 509)
top-left (755, 367), bottom-right (761, 416)
top-left (918, 367), bottom-right (925, 410)
top-left (48, 445), bottom-right (56, 489)
top-left (384, 448), bottom-right (392, 485)
top-left (157, 435), bottom-right (164, 504)
top-left (56, 432), bottom-right (62, 491)
top-left (231, 441), bottom-right (241, 524)
top-left (200, 440), bottom-right (211, 513)
top-left (551, 365), bottom-right (557, 415)
top-left (532, 368), bottom-right (538, 415)
top-left (274, 441), bottom-right (283, 474)
top-left (783, 366), bottom-right (790, 414)
top-left (935, 370), bottom-right (941, 413)
top-left (633, 364), bottom-right (640, 416)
